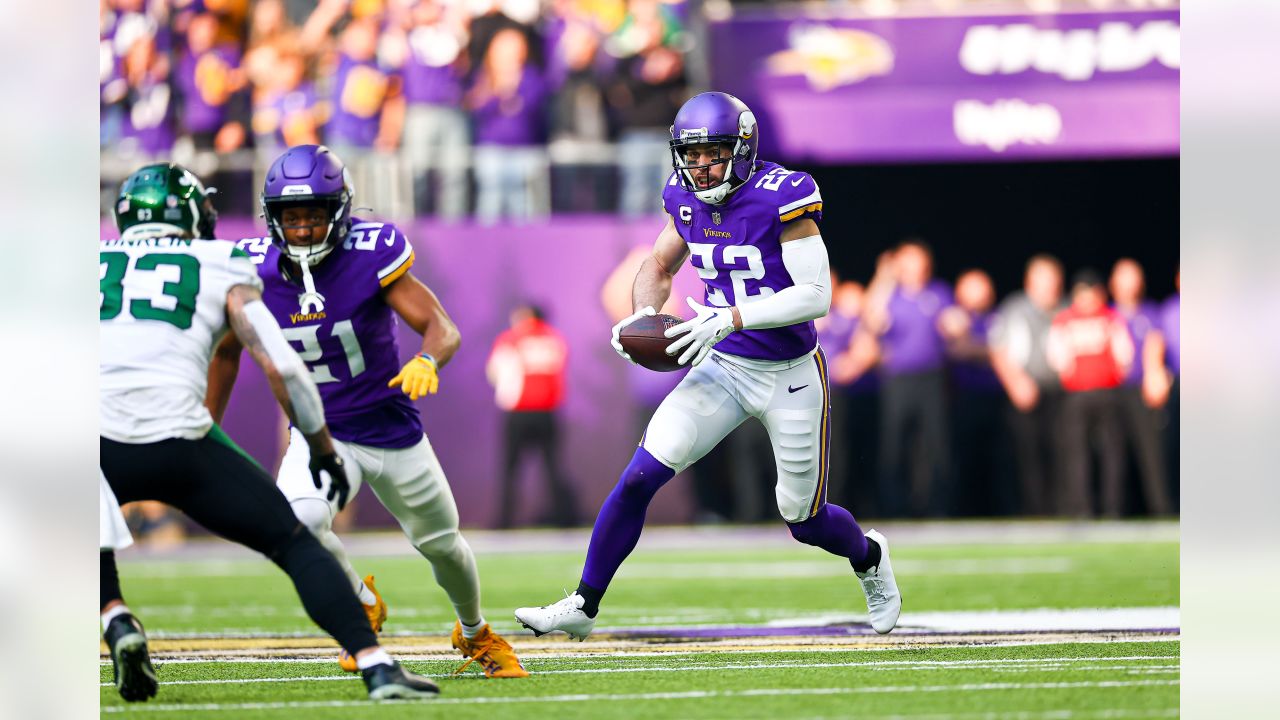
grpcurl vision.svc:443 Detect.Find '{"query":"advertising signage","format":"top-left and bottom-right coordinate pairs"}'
top-left (708, 9), bottom-right (1179, 162)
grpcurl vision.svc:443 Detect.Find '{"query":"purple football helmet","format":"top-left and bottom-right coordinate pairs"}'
top-left (669, 92), bottom-right (759, 205)
top-left (261, 145), bottom-right (354, 266)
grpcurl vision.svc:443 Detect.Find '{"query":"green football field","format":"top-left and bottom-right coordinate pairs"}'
top-left (101, 522), bottom-right (1179, 718)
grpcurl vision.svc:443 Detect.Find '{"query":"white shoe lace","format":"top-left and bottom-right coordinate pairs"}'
top-left (863, 575), bottom-right (888, 605)
top-left (544, 591), bottom-right (583, 618)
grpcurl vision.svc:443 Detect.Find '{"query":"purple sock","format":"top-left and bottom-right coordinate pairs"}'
top-left (786, 503), bottom-right (869, 566)
top-left (580, 447), bottom-right (675, 593)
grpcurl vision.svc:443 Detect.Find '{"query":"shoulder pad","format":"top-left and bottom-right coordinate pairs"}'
top-left (774, 171), bottom-right (823, 223)
top-left (346, 221), bottom-right (415, 288)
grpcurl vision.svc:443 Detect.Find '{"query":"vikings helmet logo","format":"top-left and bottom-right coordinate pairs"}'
top-left (765, 25), bottom-right (895, 92)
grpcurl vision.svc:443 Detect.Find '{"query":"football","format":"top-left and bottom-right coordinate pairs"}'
top-left (619, 314), bottom-right (686, 372)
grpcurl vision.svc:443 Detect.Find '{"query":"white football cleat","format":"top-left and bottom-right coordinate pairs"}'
top-left (514, 593), bottom-right (596, 642)
top-left (857, 529), bottom-right (902, 634)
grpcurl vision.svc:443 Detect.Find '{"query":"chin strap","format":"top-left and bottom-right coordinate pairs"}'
top-left (297, 260), bottom-right (326, 314)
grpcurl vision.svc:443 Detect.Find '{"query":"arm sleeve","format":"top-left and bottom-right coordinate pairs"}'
top-left (736, 234), bottom-right (832, 330)
top-left (241, 300), bottom-right (326, 434)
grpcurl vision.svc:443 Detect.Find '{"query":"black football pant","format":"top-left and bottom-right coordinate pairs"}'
top-left (498, 411), bottom-right (578, 527)
top-left (951, 388), bottom-right (1017, 516)
top-left (877, 370), bottom-right (951, 517)
top-left (100, 433), bottom-right (377, 655)
top-left (1005, 389), bottom-right (1062, 516)
top-left (1117, 385), bottom-right (1171, 515)
top-left (1058, 389), bottom-right (1125, 518)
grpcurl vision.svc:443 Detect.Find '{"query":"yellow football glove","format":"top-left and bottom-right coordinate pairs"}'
top-left (388, 353), bottom-right (439, 400)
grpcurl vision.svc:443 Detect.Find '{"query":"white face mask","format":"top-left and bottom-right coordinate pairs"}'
top-left (680, 139), bottom-right (752, 206)
top-left (281, 233), bottom-right (337, 266)
top-left (694, 181), bottom-right (734, 205)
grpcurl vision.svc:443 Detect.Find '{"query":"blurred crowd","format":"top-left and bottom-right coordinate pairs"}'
top-left (100, 0), bottom-right (694, 221)
top-left (790, 247), bottom-right (1180, 520)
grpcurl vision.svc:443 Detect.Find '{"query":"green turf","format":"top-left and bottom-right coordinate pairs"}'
top-left (104, 533), bottom-right (1179, 717)
top-left (118, 540), bottom-right (1179, 635)
top-left (101, 641), bottom-right (1179, 718)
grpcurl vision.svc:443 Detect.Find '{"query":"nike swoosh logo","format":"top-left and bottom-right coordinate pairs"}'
top-left (788, 384), bottom-right (808, 393)
top-left (790, 175), bottom-right (805, 187)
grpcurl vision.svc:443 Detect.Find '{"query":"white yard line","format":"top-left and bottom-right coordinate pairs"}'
top-left (138, 605), bottom-right (1180, 637)
top-left (100, 656), bottom-right (1178, 686)
top-left (616, 557), bottom-right (1076, 579)
top-left (101, 679), bottom-right (1179, 713)
top-left (793, 711), bottom-right (1178, 720)
top-left (112, 638), bottom-right (1179, 664)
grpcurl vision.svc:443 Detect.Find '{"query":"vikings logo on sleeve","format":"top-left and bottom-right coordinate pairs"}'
top-left (763, 167), bottom-right (823, 224)
top-left (346, 221), bottom-right (415, 289)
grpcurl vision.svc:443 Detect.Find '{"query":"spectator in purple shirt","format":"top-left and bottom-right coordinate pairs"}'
top-left (325, 16), bottom-right (406, 218)
top-left (602, 0), bottom-right (689, 217)
top-left (119, 33), bottom-right (176, 159)
top-left (250, 42), bottom-right (323, 153)
top-left (466, 27), bottom-right (551, 223)
top-left (175, 12), bottom-right (247, 152)
top-left (391, 0), bottom-right (472, 220)
top-left (940, 269), bottom-right (1015, 516)
top-left (1110, 259), bottom-right (1171, 515)
top-left (864, 242), bottom-right (954, 517)
top-left (1142, 269), bottom-right (1180, 512)
top-left (327, 17), bottom-right (403, 153)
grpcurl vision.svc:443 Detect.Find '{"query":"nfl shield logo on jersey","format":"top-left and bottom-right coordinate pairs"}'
top-left (712, 211), bottom-right (722, 225)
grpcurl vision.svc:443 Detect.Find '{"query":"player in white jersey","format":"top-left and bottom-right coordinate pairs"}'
top-left (99, 163), bottom-right (439, 702)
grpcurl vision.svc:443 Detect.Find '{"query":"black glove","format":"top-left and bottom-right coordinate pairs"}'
top-left (309, 452), bottom-right (351, 511)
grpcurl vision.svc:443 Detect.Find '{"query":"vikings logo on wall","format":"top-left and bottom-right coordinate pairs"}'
top-left (765, 24), bottom-right (894, 91)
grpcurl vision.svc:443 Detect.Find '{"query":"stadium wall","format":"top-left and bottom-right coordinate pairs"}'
top-left (101, 216), bottom-right (701, 528)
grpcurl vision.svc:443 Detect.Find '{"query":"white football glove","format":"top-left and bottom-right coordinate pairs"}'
top-left (664, 297), bottom-right (737, 367)
top-left (610, 305), bottom-right (656, 364)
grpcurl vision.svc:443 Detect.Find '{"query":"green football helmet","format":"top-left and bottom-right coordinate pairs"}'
top-left (114, 163), bottom-right (218, 239)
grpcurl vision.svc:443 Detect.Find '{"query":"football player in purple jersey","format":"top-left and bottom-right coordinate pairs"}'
top-left (206, 145), bottom-right (528, 678)
top-left (515, 92), bottom-right (901, 640)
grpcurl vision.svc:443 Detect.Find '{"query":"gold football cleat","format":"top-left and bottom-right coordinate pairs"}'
top-left (451, 621), bottom-right (530, 678)
top-left (338, 575), bottom-right (388, 673)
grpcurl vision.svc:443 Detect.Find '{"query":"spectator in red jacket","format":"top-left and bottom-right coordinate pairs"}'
top-left (486, 304), bottom-right (578, 528)
top-left (1048, 269), bottom-right (1134, 517)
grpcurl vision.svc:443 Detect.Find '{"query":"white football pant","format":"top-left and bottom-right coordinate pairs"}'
top-left (641, 347), bottom-right (832, 523)
top-left (277, 429), bottom-right (481, 624)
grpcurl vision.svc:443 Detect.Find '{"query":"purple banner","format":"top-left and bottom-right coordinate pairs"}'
top-left (102, 217), bottom-right (709, 528)
top-left (709, 9), bottom-right (1179, 162)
